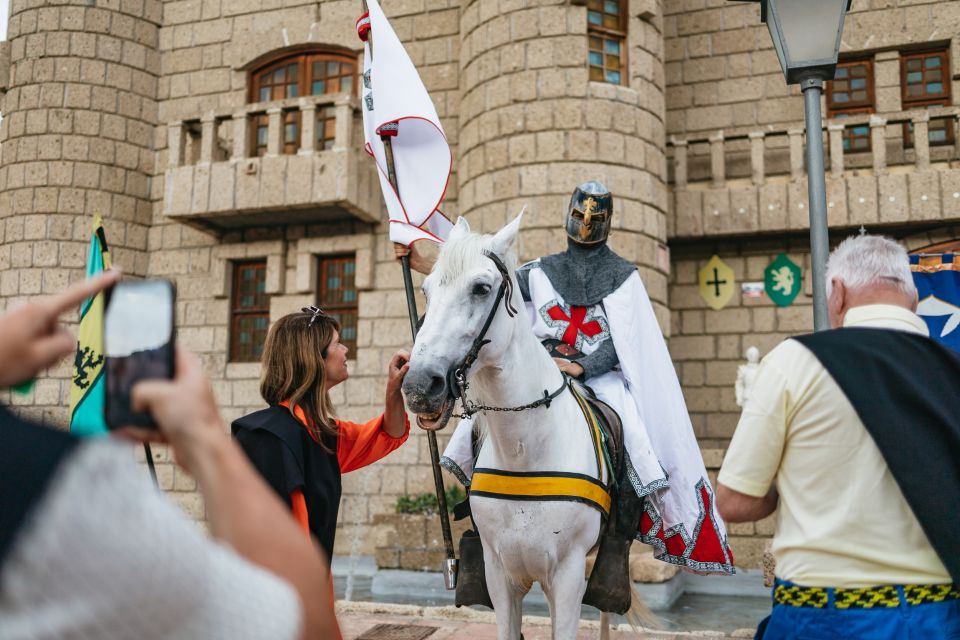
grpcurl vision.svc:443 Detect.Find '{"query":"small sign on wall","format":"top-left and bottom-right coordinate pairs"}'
top-left (764, 254), bottom-right (803, 307)
top-left (741, 282), bottom-right (765, 299)
top-left (699, 255), bottom-right (735, 310)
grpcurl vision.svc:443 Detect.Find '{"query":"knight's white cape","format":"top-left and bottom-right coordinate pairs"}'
top-left (442, 267), bottom-right (735, 574)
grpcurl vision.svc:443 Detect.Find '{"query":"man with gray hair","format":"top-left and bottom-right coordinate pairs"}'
top-left (716, 234), bottom-right (960, 639)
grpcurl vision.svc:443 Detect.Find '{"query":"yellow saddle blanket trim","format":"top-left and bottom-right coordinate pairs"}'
top-left (469, 381), bottom-right (611, 516)
top-left (471, 469), bottom-right (612, 515)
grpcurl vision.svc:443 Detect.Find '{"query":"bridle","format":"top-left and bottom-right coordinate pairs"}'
top-left (444, 250), bottom-right (567, 419)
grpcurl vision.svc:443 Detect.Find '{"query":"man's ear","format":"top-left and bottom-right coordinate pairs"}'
top-left (489, 208), bottom-right (525, 257)
top-left (828, 278), bottom-right (845, 318)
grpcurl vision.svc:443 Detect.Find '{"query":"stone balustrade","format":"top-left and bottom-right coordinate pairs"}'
top-left (668, 106), bottom-right (960, 239)
top-left (163, 93), bottom-right (380, 233)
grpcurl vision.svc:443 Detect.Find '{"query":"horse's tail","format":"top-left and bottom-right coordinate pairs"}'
top-left (623, 584), bottom-right (660, 633)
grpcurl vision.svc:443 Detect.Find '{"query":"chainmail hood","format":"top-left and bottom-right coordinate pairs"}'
top-left (538, 239), bottom-right (636, 307)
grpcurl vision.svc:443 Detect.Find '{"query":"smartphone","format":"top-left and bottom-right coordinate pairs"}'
top-left (103, 279), bottom-right (176, 430)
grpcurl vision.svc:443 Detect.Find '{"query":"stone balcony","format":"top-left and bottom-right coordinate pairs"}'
top-left (163, 94), bottom-right (380, 234)
top-left (668, 106), bottom-right (960, 240)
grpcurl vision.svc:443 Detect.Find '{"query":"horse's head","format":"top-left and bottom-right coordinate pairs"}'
top-left (402, 211), bottom-right (524, 431)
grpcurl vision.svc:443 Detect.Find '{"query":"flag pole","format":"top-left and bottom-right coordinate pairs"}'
top-left (361, 1), bottom-right (458, 589)
top-left (95, 221), bottom-right (158, 489)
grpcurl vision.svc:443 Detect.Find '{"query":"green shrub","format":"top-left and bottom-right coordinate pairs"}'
top-left (395, 485), bottom-right (467, 515)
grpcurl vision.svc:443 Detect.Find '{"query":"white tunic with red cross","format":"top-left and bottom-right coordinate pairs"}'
top-left (530, 274), bottom-right (612, 356)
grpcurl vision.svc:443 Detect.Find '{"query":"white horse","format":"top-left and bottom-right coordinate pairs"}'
top-left (402, 213), bottom-right (642, 640)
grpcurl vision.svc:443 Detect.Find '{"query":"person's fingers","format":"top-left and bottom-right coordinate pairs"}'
top-left (393, 242), bottom-right (411, 258)
top-left (174, 344), bottom-right (204, 381)
top-left (44, 270), bottom-right (121, 317)
top-left (388, 351), bottom-right (405, 370)
top-left (131, 378), bottom-right (172, 413)
top-left (31, 327), bottom-right (76, 368)
top-left (113, 427), bottom-right (167, 445)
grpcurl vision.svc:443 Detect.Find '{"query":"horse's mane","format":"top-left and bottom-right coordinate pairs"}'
top-left (433, 228), bottom-right (517, 285)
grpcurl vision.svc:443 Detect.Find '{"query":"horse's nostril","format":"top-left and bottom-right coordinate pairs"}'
top-left (427, 375), bottom-right (446, 398)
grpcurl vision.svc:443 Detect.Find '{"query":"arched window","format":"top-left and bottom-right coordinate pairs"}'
top-left (247, 50), bottom-right (358, 157)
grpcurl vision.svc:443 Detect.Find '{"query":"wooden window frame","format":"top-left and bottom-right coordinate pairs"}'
top-left (587, 0), bottom-right (628, 87)
top-left (827, 58), bottom-right (875, 154)
top-left (900, 48), bottom-right (954, 148)
top-left (316, 254), bottom-right (359, 356)
top-left (229, 259), bottom-right (270, 363)
top-left (247, 50), bottom-right (359, 157)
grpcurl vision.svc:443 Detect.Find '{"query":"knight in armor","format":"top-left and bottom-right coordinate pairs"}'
top-left (430, 181), bottom-right (735, 574)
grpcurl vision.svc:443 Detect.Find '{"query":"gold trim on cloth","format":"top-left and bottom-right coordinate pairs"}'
top-left (911, 253), bottom-right (959, 273)
top-left (774, 582), bottom-right (960, 609)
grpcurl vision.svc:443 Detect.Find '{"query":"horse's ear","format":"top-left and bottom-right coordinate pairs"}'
top-left (447, 216), bottom-right (471, 242)
top-left (489, 208), bottom-right (525, 256)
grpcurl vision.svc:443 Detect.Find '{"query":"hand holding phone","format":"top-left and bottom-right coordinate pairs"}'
top-left (104, 279), bottom-right (176, 430)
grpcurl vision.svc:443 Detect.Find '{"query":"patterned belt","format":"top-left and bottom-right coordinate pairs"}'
top-left (774, 582), bottom-right (960, 609)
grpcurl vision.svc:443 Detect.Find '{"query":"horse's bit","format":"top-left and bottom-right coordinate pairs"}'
top-left (447, 251), bottom-right (567, 419)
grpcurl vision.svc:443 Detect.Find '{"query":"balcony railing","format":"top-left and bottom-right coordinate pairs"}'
top-left (667, 106), bottom-right (960, 239)
top-left (163, 93), bottom-right (379, 233)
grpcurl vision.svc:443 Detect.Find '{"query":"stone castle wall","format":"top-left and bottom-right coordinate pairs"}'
top-left (0, 0), bottom-right (160, 426)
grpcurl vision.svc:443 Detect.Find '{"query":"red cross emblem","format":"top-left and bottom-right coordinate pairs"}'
top-left (547, 304), bottom-right (603, 347)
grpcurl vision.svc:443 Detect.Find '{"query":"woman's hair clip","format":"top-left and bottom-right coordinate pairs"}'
top-left (302, 305), bottom-right (327, 326)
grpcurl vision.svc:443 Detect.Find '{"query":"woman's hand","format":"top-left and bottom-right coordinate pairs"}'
top-left (0, 270), bottom-right (120, 388)
top-left (124, 345), bottom-right (228, 475)
top-left (386, 349), bottom-right (411, 397)
top-left (384, 349), bottom-right (411, 437)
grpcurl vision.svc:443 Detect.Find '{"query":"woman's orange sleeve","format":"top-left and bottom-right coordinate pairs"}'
top-left (290, 489), bottom-right (310, 537)
top-left (336, 413), bottom-right (409, 473)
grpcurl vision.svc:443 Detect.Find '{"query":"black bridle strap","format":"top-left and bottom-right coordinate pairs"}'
top-left (450, 251), bottom-right (517, 398)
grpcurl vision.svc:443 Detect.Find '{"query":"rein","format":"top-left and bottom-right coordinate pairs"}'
top-left (449, 250), bottom-right (567, 419)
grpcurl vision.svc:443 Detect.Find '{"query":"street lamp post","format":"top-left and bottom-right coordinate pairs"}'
top-left (731, 0), bottom-right (851, 331)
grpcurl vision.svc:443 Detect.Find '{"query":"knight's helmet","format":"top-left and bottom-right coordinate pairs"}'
top-left (565, 181), bottom-right (613, 245)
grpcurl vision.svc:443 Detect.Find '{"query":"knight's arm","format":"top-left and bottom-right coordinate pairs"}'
top-left (577, 338), bottom-right (619, 380)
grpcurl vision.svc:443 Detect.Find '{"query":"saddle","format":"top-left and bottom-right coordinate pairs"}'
top-left (453, 381), bottom-right (644, 614)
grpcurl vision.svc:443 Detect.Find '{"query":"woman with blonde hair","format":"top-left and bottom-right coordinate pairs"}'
top-left (232, 306), bottom-right (411, 561)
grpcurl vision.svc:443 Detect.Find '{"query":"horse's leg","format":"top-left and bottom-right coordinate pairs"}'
top-left (485, 553), bottom-right (526, 640)
top-left (542, 554), bottom-right (589, 640)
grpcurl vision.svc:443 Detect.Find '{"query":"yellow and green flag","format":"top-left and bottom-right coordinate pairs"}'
top-left (69, 215), bottom-right (112, 436)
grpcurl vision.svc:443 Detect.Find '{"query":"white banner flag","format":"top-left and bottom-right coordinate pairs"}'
top-left (358, 0), bottom-right (453, 246)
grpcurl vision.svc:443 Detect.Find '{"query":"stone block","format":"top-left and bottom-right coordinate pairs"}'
top-left (845, 175), bottom-right (878, 226)
top-left (374, 547), bottom-right (400, 570)
top-left (190, 162), bottom-right (210, 214)
top-left (701, 188), bottom-right (730, 235)
top-left (940, 170), bottom-right (960, 220)
top-left (757, 182), bottom-right (787, 231)
top-left (825, 178), bottom-right (848, 228)
top-left (786, 180), bottom-right (809, 230)
top-left (907, 171), bottom-right (941, 222)
top-left (629, 548), bottom-right (680, 583)
top-left (877, 173), bottom-right (908, 224)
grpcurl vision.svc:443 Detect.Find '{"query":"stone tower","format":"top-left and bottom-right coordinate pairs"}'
top-left (0, 0), bottom-right (161, 424)
top-left (457, 0), bottom-right (670, 318)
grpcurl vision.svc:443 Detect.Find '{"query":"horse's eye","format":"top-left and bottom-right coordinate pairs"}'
top-left (472, 283), bottom-right (492, 296)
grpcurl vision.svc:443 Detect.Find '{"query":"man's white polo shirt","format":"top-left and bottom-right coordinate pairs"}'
top-left (718, 304), bottom-right (951, 588)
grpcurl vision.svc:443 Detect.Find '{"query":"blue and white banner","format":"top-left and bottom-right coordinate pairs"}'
top-left (911, 253), bottom-right (960, 352)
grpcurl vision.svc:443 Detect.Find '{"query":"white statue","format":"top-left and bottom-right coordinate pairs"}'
top-left (735, 346), bottom-right (760, 408)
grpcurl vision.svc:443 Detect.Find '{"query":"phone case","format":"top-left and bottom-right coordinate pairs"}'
top-left (103, 279), bottom-right (176, 430)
